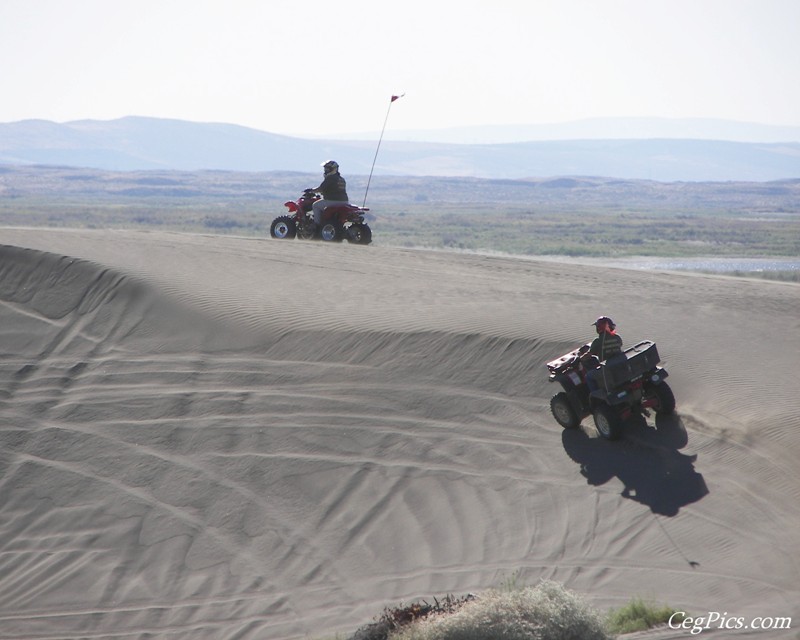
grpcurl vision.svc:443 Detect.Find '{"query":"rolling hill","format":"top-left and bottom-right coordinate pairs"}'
top-left (2, 116), bottom-right (800, 181)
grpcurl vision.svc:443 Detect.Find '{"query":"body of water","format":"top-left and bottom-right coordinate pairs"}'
top-left (600, 257), bottom-right (800, 273)
top-left (526, 254), bottom-right (800, 275)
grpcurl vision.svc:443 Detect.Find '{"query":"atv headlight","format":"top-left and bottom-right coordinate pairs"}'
top-left (651, 374), bottom-right (660, 382)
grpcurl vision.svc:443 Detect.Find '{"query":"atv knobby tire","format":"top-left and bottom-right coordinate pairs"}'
top-left (649, 381), bottom-right (676, 415)
top-left (347, 222), bottom-right (373, 245)
top-left (551, 392), bottom-right (580, 429)
top-left (320, 221), bottom-right (343, 242)
top-left (593, 403), bottom-right (623, 440)
top-left (297, 222), bottom-right (315, 240)
top-left (270, 216), bottom-right (297, 239)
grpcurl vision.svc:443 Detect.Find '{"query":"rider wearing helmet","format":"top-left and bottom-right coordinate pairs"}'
top-left (589, 316), bottom-right (623, 361)
top-left (585, 315), bottom-right (624, 392)
top-left (311, 160), bottom-right (349, 227)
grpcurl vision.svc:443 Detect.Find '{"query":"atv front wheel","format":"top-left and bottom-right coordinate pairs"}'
top-left (551, 392), bottom-right (580, 429)
top-left (270, 216), bottom-right (296, 239)
top-left (347, 222), bottom-right (372, 245)
top-left (593, 404), bottom-right (623, 440)
top-left (648, 381), bottom-right (676, 415)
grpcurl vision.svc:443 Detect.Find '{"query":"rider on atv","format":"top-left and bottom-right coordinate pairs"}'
top-left (311, 160), bottom-right (349, 228)
top-left (589, 316), bottom-right (623, 360)
top-left (584, 316), bottom-right (624, 392)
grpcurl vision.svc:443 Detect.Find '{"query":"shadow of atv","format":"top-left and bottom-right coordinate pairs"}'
top-left (561, 412), bottom-right (708, 516)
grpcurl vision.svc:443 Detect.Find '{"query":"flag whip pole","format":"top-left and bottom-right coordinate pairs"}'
top-left (363, 94), bottom-right (403, 208)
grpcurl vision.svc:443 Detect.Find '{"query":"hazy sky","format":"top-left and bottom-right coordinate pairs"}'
top-left (2, 0), bottom-right (798, 136)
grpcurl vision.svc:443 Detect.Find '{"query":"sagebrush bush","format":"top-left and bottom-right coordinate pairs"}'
top-left (389, 581), bottom-right (611, 640)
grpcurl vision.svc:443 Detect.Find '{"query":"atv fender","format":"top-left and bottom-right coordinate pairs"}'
top-left (646, 367), bottom-right (669, 384)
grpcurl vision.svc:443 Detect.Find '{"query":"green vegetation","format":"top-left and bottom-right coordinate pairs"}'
top-left (701, 269), bottom-right (800, 283)
top-left (379, 207), bottom-right (800, 258)
top-left (2, 165), bottom-right (799, 266)
top-left (605, 597), bottom-right (685, 635)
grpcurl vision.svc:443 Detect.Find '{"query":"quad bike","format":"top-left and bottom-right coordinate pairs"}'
top-left (546, 340), bottom-right (676, 440)
top-left (270, 189), bottom-right (372, 244)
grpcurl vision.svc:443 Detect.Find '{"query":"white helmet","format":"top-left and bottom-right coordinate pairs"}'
top-left (321, 160), bottom-right (339, 175)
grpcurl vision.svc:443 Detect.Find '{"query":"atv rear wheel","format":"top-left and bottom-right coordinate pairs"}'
top-left (347, 222), bottom-right (372, 245)
top-left (648, 381), bottom-right (676, 415)
top-left (593, 404), bottom-right (623, 440)
top-left (297, 222), bottom-right (315, 240)
top-left (270, 216), bottom-right (296, 239)
top-left (551, 392), bottom-right (580, 429)
top-left (320, 221), bottom-right (343, 242)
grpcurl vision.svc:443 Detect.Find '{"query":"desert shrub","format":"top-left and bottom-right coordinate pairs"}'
top-left (605, 597), bottom-right (684, 634)
top-left (352, 595), bottom-right (476, 640)
top-left (388, 581), bottom-right (611, 640)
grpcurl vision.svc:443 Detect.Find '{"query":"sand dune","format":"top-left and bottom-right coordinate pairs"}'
top-left (0, 229), bottom-right (798, 639)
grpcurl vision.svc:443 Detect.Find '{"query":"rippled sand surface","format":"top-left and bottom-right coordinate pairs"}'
top-left (1, 229), bottom-right (798, 638)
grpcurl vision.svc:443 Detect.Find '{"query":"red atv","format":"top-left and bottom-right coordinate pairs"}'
top-left (546, 340), bottom-right (676, 440)
top-left (270, 189), bottom-right (372, 244)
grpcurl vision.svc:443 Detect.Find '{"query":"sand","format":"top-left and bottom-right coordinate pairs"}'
top-left (0, 228), bottom-right (798, 639)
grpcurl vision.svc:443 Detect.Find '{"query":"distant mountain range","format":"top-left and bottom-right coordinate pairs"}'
top-left (2, 116), bottom-right (799, 181)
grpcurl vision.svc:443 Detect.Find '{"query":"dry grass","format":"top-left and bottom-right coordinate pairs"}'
top-left (344, 581), bottom-right (687, 640)
top-left (605, 597), bottom-right (685, 635)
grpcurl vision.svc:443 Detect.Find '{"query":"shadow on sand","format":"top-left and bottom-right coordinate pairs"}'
top-left (561, 413), bottom-right (709, 516)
